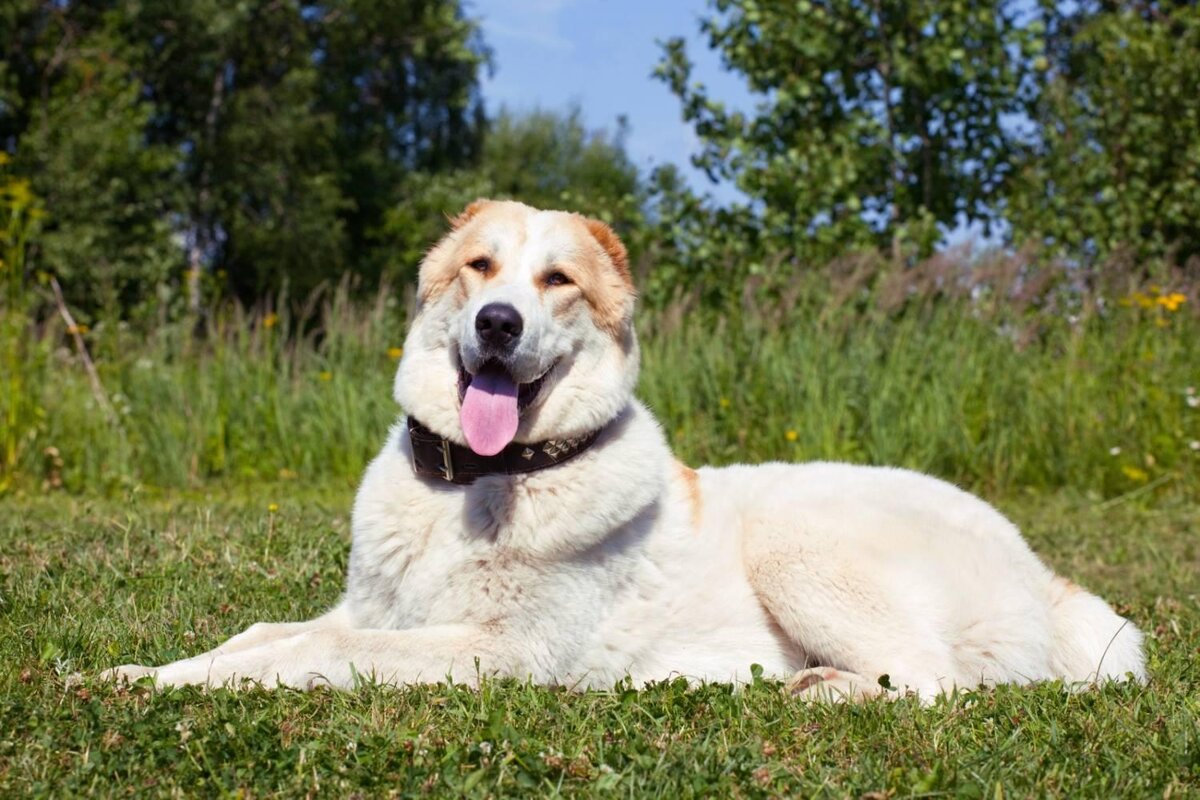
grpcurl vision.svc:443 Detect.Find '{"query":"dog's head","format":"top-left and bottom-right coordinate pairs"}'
top-left (395, 200), bottom-right (638, 455)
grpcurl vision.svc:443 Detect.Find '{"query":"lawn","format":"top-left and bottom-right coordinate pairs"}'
top-left (1, 487), bottom-right (1196, 797)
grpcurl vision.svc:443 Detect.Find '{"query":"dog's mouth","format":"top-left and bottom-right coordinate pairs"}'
top-left (456, 357), bottom-right (553, 456)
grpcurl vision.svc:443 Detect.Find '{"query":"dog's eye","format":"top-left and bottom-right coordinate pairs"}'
top-left (545, 271), bottom-right (571, 287)
top-left (467, 257), bottom-right (491, 273)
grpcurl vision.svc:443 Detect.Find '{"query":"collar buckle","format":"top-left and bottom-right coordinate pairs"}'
top-left (439, 438), bottom-right (455, 482)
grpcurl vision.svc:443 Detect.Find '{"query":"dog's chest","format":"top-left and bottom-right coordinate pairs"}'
top-left (345, 485), bottom-right (541, 629)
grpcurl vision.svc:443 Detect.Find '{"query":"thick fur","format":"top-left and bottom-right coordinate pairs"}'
top-left (107, 201), bottom-right (1145, 700)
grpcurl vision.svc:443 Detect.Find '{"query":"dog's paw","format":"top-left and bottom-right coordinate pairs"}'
top-left (786, 667), bottom-right (883, 703)
top-left (101, 664), bottom-right (159, 684)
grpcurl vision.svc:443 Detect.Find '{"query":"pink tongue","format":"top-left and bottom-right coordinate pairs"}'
top-left (459, 364), bottom-right (520, 456)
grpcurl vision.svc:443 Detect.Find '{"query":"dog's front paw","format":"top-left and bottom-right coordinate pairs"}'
top-left (101, 664), bottom-right (159, 684)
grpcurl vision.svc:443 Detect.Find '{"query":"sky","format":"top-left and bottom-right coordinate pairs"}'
top-left (468, 0), bottom-right (750, 201)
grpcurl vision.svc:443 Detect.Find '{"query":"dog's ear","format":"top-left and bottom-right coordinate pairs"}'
top-left (448, 198), bottom-right (493, 230)
top-left (583, 218), bottom-right (631, 285)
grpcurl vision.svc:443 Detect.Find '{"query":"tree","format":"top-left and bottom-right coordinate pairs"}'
top-left (113, 0), bottom-right (351, 304)
top-left (1005, 2), bottom-right (1200, 265)
top-left (656, 0), bottom-right (1040, 262)
top-left (309, 0), bottom-right (489, 285)
top-left (0, 0), bottom-right (490, 312)
top-left (1, 4), bottom-right (181, 317)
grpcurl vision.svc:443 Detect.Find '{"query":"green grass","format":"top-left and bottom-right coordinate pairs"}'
top-left (1, 489), bottom-right (1197, 797)
top-left (2, 277), bottom-right (1198, 498)
top-left (1, 266), bottom-right (1197, 795)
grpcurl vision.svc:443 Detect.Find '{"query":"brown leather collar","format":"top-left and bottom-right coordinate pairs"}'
top-left (407, 417), bottom-right (602, 485)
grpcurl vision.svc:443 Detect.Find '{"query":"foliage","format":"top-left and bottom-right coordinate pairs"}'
top-left (12, 32), bottom-right (181, 318)
top-left (0, 492), bottom-right (1196, 796)
top-left (1006, 2), bottom-right (1200, 265)
top-left (655, 0), bottom-right (1040, 263)
top-left (0, 0), bottom-right (490, 312)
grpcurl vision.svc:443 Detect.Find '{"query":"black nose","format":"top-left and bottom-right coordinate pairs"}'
top-left (475, 303), bottom-right (523, 348)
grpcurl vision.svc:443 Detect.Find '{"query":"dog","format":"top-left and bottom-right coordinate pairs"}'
top-left (107, 199), bottom-right (1146, 701)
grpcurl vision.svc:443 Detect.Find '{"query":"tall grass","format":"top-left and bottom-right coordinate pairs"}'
top-left (2, 257), bottom-right (1197, 498)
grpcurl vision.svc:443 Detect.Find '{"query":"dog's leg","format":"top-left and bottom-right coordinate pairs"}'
top-left (117, 624), bottom-right (521, 690)
top-left (745, 544), bottom-right (958, 700)
top-left (104, 605), bottom-right (352, 684)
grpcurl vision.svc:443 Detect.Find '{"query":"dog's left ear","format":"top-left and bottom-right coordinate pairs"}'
top-left (583, 218), bottom-right (631, 285)
top-left (449, 198), bottom-right (493, 230)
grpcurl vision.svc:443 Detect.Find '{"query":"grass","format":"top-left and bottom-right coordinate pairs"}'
top-left (1, 489), bottom-right (1197, 797)
top-left (2, 277), bottom-right (1198, 498)
top-left (1, 259), bottom-right (1197, 795)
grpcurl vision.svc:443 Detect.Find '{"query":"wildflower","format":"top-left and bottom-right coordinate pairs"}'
top-left (1187, 395), bottom-right (1199, 409)
top-left (1189, 441), bottom-right (1200, 451)
top-left (1121, 465), bottom-right (1149, 483)
top-left (785, 430), bottom-right (798, 442)
top-left (268, 503), bottom-right (279, 513)
top-left (7, 178), bottom-right (33, 207)
top-left (1129, 291), bottom-right (1155, 309)
top-left (66, 324), bottom-right (89, 335)
top-left (1157, 292), bottom-right (1187, 312)
top-left (1109, 446), bottom-right (1121, 456)
top-left (719, 397), bottom-right (731, 409)
top-left (319, 371), bottom-right (333, 382)
top-left (387, 346), bottom-right (404, 360)
top-left (263, 312), bottom-right (279, 329)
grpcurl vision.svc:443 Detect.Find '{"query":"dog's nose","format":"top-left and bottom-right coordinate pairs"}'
top-left (475, 303), bottom-right (524, 347)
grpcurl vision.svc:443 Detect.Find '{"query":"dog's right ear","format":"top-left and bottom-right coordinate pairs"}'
top-left (448, 198), bottom-right (493, 230)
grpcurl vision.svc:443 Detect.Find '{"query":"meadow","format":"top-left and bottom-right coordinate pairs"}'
top-left (1, 261), bottom-right (1198, 796)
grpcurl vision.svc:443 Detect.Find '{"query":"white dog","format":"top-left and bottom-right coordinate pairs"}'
top-left (108, 200), bottom-right (1145, 701)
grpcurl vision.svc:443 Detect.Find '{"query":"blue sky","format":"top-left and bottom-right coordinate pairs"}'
top-left (468, 0), bottom-right (749, 199)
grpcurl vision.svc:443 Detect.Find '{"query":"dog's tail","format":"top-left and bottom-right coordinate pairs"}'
top-left (1047, 577), bottom-right (1146, 684)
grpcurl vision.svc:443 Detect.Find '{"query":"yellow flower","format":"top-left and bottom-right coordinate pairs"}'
top-left (1130, 292), bottom-right (1155, 309)
top-left (1120, 465), bottom-right (1148, 483)
top-left (66, 324), bottom-right (90, 335)
top-left (6, 178), bottom-right (33, 207)
top-left (785, 429), bottom-right (798, 442)
top-left (267, 503), bottom-right (279, 513)
top-left (719, 397), bottom-right (731, 409)
top-left (1157, 292), bottom-right (1186, 312)
top-left (319, 371), bottom-right (332, 382)
top-left (387, 346), bottom-right (404, 360)
top-left (263, 312), bottom-right (279, 329)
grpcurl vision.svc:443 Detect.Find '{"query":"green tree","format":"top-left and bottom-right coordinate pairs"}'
top-left (2, 4), bottom-right (181, 316)
top-left (114, 0), bottom-right (350, 303)
top-left (657, 0), bottom-right (1040, 262)
top-left (310, 0), bottom-right (489, 285)
top-left (1005, 2), bottom-right (1200, 265)
top-left (0, 0), bottom-right (489, 311)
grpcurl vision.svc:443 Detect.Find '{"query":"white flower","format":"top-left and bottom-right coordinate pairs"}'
top-left (1190, 441), bottom-right (1200, 451)
top-left (1187, 395), bottom-right (1200, 408)
top-left (1109, 446), bottom-right (1122, 456)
